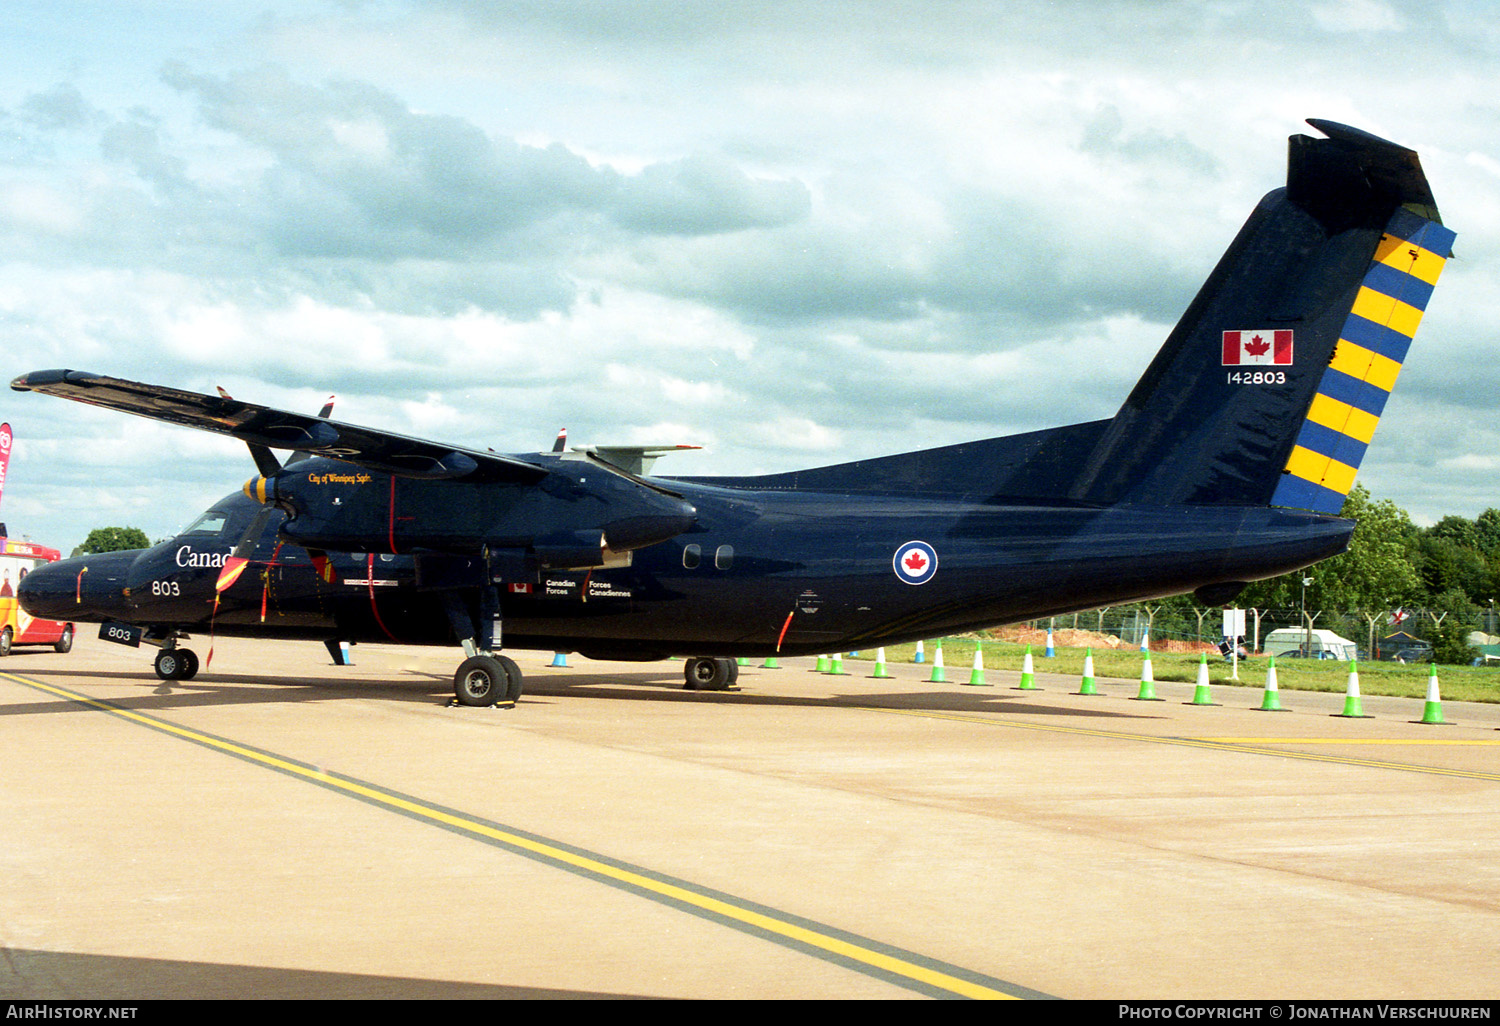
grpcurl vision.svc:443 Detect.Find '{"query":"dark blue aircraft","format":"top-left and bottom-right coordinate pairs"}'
top-left (11, 120), bottom-right (1454, 707)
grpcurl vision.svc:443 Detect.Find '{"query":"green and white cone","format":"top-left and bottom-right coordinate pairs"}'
top-left (1014, 645), bottom-right (1039, 690)
top-left (828, 652), bottom-right (850, 675)
top-left (761, 656), bottom-right (781, 669)
top-left (1186, 652), bottom-right (1219, 706)
top-left (965, 644), bottom-right (990, 686)
top-left (1075, 648), bottom-right (1098, 695)
top-left (1416, 664), bottom-right (1447, 725)
top-left (928, 642), bottom-right (947, 683)
top-left (870, 647), bottom-right (891, 678)
top-left (1256, 656), bottom-right (1285, 711)
top-left (814, 654), bottom-right (830, 673)
top-left (1133, 652), bottom-right (1161, 701)
top-left (1334, 660), bottom-right (1371, 718)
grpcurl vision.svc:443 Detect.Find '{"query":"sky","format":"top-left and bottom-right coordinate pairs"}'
top-left (1, 0), bottom-right (1498, 553)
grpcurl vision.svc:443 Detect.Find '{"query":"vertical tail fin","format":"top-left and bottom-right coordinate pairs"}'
top-left (1271, 206), bottom-right (1454, 512)
top-left (1067, 120), bottom-right (1453, 510)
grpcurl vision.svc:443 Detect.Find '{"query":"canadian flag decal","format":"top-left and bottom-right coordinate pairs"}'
top-left (1222, 329), bottom-right (1293, 366)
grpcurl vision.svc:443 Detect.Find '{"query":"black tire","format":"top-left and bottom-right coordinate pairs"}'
top-left (178, 649), bottom-right (200, 681)
top-left (54, 625), bottom-right (74, 654)
top-left (454, 655), bottom-right (509, 706)
top-left (0, 627), bottom-right (11, 657)
top-left (684, 656), bottom-right (733, 691)
top-left (154, 649), bottom-right (191, 681)
top-left (495, 654), bottom-right (523, 703)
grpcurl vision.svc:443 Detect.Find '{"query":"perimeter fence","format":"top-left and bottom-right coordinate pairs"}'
top-left (1019, 604), bottom-right (1499, 661)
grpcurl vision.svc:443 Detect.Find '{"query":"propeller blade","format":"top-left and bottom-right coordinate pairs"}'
top-left (246, 442), bottom-right (282, 477)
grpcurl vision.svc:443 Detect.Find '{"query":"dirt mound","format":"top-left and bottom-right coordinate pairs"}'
top-left (987, 624), bottom-right (1217, 655)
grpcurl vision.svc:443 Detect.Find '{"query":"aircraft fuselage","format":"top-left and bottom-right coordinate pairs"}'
top-left (21, 472), bottom-right (1353, 660)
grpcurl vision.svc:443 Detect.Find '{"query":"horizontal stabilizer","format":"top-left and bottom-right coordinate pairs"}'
top-left (567, 444), bottom-right (702, 477)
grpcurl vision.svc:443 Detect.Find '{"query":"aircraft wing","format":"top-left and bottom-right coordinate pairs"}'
top-left (10, 369), bottom-right (548, 483)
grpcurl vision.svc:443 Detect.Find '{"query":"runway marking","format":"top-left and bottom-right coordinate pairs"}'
top-left (1199, 737), bottom-right (1500, 746)
top-left (0, 670), bottom-right (1049, 1001)
top-left (874, 707), bottom-right (1500, 782)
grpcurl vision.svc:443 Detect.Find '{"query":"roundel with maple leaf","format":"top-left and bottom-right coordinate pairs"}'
top-left (893, 540), bottom-right (937, 585)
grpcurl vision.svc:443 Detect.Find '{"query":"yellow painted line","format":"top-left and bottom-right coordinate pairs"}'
top-left (0, 670), bottom-right (1039, 1000)
top-left (1199, 737), bottom-right (1500, 746)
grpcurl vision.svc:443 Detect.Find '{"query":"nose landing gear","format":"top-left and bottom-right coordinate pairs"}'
top-left (154, 646), bottom-right (199, 681)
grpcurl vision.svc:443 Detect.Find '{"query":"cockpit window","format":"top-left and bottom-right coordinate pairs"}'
top-left (181, 511), bottom-right (231, 538)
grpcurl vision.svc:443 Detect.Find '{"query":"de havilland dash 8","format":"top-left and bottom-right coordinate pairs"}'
top-left (11, 120), bottom-right (1454, 707)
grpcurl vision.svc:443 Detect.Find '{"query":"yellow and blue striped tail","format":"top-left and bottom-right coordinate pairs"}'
top-left (1271, 208), bottom-right (1456, 514)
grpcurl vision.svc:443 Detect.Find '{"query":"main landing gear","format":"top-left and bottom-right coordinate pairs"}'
top-left (683, 656), bottom-right (739, 691)
top-left (453, 653), bottom-right (523, 707)
top-left (441, 586), bottom-right (524, 708)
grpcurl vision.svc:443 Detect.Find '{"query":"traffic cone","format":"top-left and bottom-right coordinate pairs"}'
top-left (1133, 651), bottom-right (1161, 701)
top-left (550, 651), bottom-right (569, 667)
top-left (1415, 664), bottom-right (1447, 725)
top-left (814, 654), bottom-right (830, 673)
top-left (1186, 653), bottom-right (1219, 706)
top-left (1333, 660), bottom-right (1371, 718)
top-left (870, 648), bottom-right (891, 678)
top-left (828, 652), bottom-right (850, 676)
top-left (1074, 648), bottom-right (1098, 695)
top-left (1140, 631), bottom-right (1150, 653)
top-left (1045, 628), bottom-right (1055, 658)
top-left (928, 642), bottom-right (947, 683)
top-left (1255, 656), bottom-right (1286, 711)
top-left (761, 655), bottom-right (781, 669)
top-left (1014, 645), bottom-right (1039, 690)
top-left (965, 645), bottom-right (989, 686)
top-left (914, 640), bottom-right (926, 664)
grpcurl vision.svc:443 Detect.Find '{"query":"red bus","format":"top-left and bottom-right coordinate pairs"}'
top-left (0, 535), bottom-right (74, 656)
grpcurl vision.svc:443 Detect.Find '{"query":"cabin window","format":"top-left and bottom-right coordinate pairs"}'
top-left (715, 545), bottom-right (734, 570)
top-left (682, 544), bottom-right (701, 569)
top-left (180, 511), bottom-right (230, 538)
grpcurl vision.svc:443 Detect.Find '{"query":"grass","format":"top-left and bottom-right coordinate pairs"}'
top-left (847, 638), bottom-right (1500, 705)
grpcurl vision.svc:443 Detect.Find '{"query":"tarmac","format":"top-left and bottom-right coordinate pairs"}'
top-left (2, 632), bottom-right (1499, 1000)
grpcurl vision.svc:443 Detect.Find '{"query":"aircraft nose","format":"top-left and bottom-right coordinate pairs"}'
top-left (18, 553), bottom-right (133, 621)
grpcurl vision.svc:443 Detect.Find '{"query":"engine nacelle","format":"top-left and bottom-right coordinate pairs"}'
top-left (244, 457), bottom-right (696, 561)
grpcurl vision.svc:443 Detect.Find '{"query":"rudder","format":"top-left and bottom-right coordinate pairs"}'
top-left (1271, 206), bottom-right (1454, 512)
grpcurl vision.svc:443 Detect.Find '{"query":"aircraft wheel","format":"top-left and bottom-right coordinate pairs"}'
top-left (0, 627), bottom-right (11, 657)
top-left (54, 625), bottom-right (74, 654)
top-left (154, 649), bottom-right (196, 681)
top-left (684, 657), bottom-right (734, 691)
top-left (495, 654), bottom-right (523, 703)
top-left (454, 655), bottom-right (510, 707)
